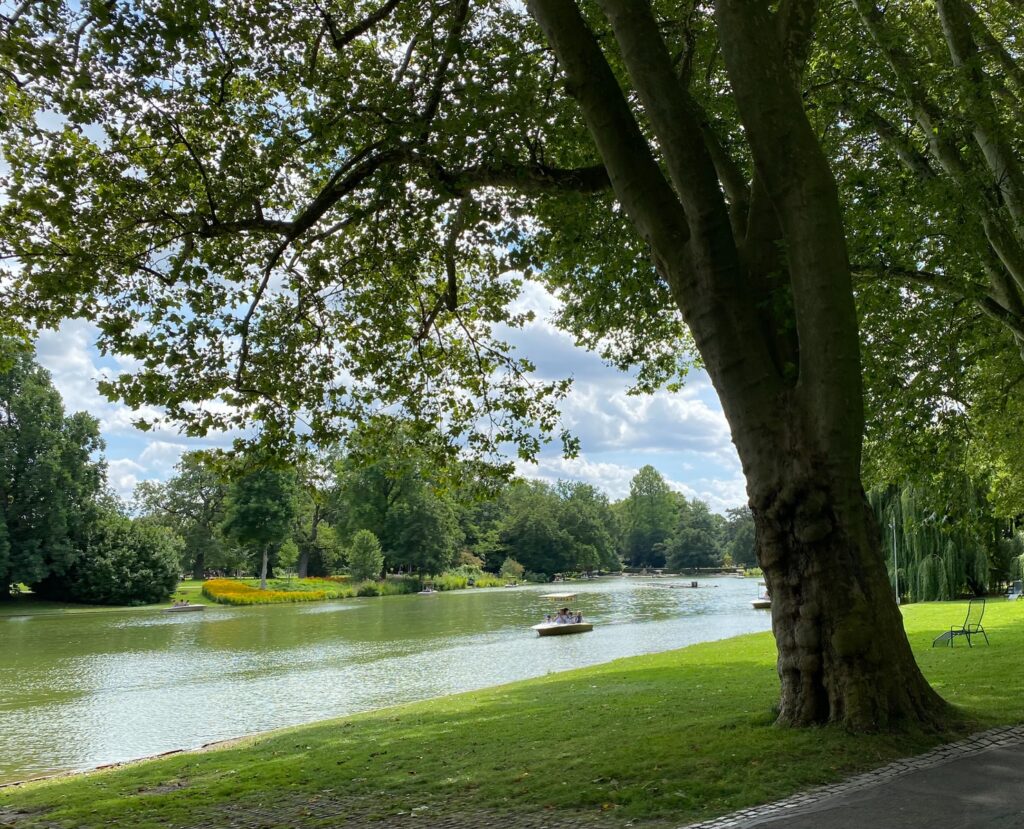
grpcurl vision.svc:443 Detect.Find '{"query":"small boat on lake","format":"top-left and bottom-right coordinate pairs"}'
top-left (418, 587), bottom-right (437, 595)
top-left (531, 592), bottom-right (593, 636)
top-left (751, 582), bottom-right (771, 610)
top-left (164, 604), bottom-right (205, 613)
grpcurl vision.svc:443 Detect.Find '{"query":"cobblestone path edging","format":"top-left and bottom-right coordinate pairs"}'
top-left (680, 723), bottom-right (1024, 828)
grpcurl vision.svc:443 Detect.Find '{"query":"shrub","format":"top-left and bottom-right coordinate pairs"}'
top-left (35, 514), bottom-right (181, 606)
top-left (499, 557), bottom-right (525, 580)
top-left (356, 581), bottom-right (381, 597)
top-left (431, 568), bottom-right (504, 590)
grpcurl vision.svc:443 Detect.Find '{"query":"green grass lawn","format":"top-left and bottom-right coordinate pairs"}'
top-left (2, 599), bottom-right (1022, 828)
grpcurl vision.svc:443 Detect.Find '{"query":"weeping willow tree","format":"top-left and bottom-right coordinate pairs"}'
top-left (869, 482), bottom-right (1016, 601)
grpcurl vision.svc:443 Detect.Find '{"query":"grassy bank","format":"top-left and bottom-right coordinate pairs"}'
top-left (3, 599), bottom-right (1023, 828)
top-left (0, 580), bottom-right (217, 617)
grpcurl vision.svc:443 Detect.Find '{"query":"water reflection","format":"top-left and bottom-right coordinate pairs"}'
top-left (0, 577), bottom-right (771, 782)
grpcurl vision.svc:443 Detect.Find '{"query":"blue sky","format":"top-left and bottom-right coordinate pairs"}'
top-left (34, 280), bottom-right (747, 512)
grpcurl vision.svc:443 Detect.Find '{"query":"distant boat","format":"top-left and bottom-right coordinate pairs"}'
top-left (531, 592), bottom-right (593, 636)
top-left (751, 582), bottom-right (771, 610)
top-left (418, 587), bottom-right (437, 595)
top-left (164, 604), bottom-right (205, 613)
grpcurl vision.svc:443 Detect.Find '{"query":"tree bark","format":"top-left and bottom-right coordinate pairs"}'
top-left (191, 551), bottom-right (205, 582)
top-left (528, 0), bottom-right (946, 730)
top-left (298, 502), bottom-right (321, 579)
top-left (259, 546), bottom-right (269, 590)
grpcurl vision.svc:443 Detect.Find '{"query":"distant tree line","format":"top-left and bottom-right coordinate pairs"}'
top-left (4, 344), bottom-right (1019, 604)
top-left (0, 340), bottom-right (757, 599)
top-left (134, 421), bottom-right (756, 582)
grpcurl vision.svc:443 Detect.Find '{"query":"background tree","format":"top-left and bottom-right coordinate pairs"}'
top-left (222, 466), bottom-right (298, 589)
top-left (663, 500), bottom-right (723, 571)
top-left (494, 481), bottom-right (572, 578)
top-left (133, 452), bottom-right (229, 579)
top-left (620, 466), bottom-right (677, 568)
top-left (347, 529), bottom-right (384, 582)
top-left (0, 340), bottom-right (105, 596)
top-left (557, 481), bottom-right (621, 573)
top-left (722, 507), bottom-right (757, 569)
top-left (35, 513), bottom-right (181, 606)
top-left (332, 422), bottom-right (464, 574)
top-left (499, 556), bottom-right (525, 581)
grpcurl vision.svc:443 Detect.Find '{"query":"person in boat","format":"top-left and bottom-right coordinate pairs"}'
top-left (574, 612), bottom-right (582, 623)
top-left (554, 608), bottom-right (572, 624)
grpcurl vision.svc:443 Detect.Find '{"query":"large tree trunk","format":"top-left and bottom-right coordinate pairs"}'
top-left (191, 551), bottom-right (205, 582)
top-left (744, 432), bottom-right (944, 728)
top-left (259, 546), bottom-right (269, 590)
top-left (528, 0), bottom-right (947, 730)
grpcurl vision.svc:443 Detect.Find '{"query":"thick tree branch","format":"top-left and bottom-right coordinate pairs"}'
top-left (853, 0), bottom-right (972, 182)
top-left (439, 160), bottom-right (610, 194)
top-left (850, 105), bottom-right (937, 183)
top-left (936, 0), bottom-right (1024, 225)
top-left (776, 0), bottom-right (820, 78)
top-left (524, 0), bottom-right (691, 261)
top-left (716, 0), bottom-right (862, 453)
top-left (419, 0), bottom-right (471, 135)
top-left (319, 0), bottom-right (404, 54)
top-left (596, 0), bottom-right (732, 235)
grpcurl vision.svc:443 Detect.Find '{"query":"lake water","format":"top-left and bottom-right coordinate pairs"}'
top-left (0, 576), bottom-right (772, 783)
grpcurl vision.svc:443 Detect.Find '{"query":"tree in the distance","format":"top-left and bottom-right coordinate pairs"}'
top-left (133, 452), bottom-right (228, 580)
top-left (620, 466), bottom-right (677, 568)
top-left (222, 467), bottom-right (298, 589)
top-left (0, 340), bottom-right (105, 597)
top-left (499, 557), bottom-right (525, 581)
top-left (36, 513), bottom-right (181, 606)
top-left (664, 500), bottom-right (722, 571)
top-left (347, 530), bottom-right (384, 582)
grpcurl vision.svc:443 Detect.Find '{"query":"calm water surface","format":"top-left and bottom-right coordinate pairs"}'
top-left (0, 577), bottom-right (772, 783)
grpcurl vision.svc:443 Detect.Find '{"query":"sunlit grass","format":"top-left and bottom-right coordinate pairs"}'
top-left (3, 599), bottom-right (1022, 828)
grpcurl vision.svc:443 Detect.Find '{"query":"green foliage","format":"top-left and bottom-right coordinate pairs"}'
top-left (620, 466), bottom-right (676, 568)
top-left (133, 451), bottom-right (229, 579)
top-left (722, 507), bottom-right (757, 568)
top-left (36, 513), bottom-right (181, 606)
top-left (347, 529), bottom-right (384, 582)
top-left (499, 557), bottom-right (525, 580)
top-left (354, 577), bottom-right (420, 597)
top-left (868, 480), bottom-right (1014, 601)
top-left (332, 422), bottom-right (464, 575)
top-left (0, 340), bottom-right (106, 593)
top-left (663, 500), bottom-right (722, 570)
top-left (222, 465), bottom-right (299, 579)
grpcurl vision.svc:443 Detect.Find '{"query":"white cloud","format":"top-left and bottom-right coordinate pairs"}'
top-left (516, 455), bottom-right (747, 513)
top-left (107, 458), bottom-right (146, 498)
top-left (514, 456), bottom-right (640, 499)
top-left (139, 440), bottom-right (193, 471)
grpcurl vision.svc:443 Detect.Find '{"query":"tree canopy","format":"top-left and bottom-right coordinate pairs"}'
top-left (9, 0), bottom-right (1022, 727)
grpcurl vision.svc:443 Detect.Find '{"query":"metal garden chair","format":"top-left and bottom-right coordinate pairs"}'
top-left (932, 597), bottom-right (989, 647)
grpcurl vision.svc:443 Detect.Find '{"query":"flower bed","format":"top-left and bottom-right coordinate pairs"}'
top-left (202, 579), bottom-right (327, 605)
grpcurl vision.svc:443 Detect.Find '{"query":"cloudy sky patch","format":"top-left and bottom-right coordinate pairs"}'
top-left (33, 282), bottom-right (747, 511)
